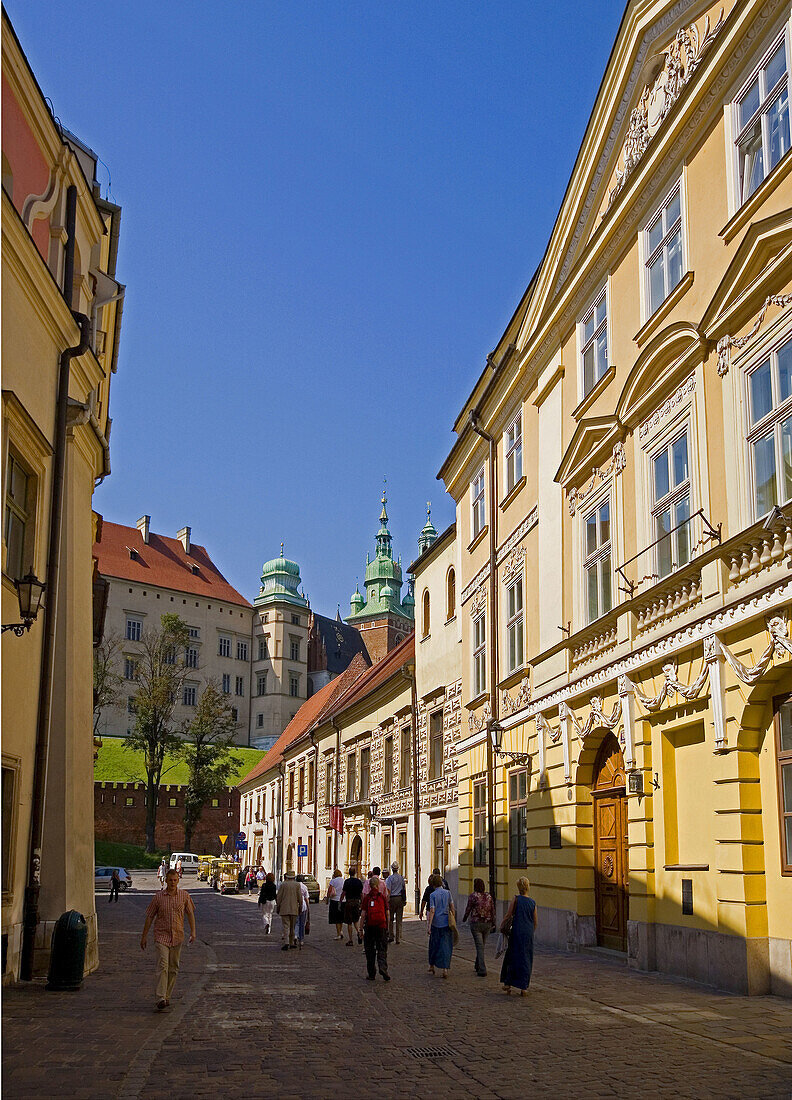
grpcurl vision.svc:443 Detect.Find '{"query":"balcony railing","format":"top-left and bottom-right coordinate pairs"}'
top-left (616, 508), bottom-right (721, 600)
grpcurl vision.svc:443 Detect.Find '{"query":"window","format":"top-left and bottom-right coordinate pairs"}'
top-left (298, 766), bottom-right (305, 805)
top-left (735, 35), bottom-right (790, 204)
top-left (235, 676), bottom-right (244, 696)
top-left (124, 658), bottom-right (139, 681)
top-left (188, 626), bottom-right (200, 639)
top-left (127, 696), bottom-right (136, 715)
top-left (125, 796), bottom-right (134, 807)
top-left (429, 710), bottom-right (444, 780)
top-left (446, 568), bottom-right (456, 620)
top-left (231, 707), bottom-right (238, 722)
top-left (237, 641), bottom-right (248, 661)
top-left (308, 759), bottom-right (315, 802)
top-left (222, 673), bottom-right (231, 694)
top-left (258, 638), bottom-right (269, 660)
top-left (256, 713), bottom-right (264, 728)
top-left (290, 638), bottom-right (300, 661)
top-left (580, 287), bottom-right (608, 395)
top-left (652, 429), bottom-right (691, 578)
top-left (382, 833), bottom-right (391, 873)
top-left (185, 647), bottom-right (198, 669)
top-left (169, 797), bottom-right (177, 807)
top-left (346, 752), bottom-right (356, 802)
top-left (2, 766), bottom-right (16, 891)
top-left (257, 673), bottom-right (267, 696)
top-left (473, 613), bottom-right (486, 696)
top-left (211, 798), bottom-right (219, 808)
top-left (473, 779), bottom-right (487, 866)
top-left (219, 635), bottom-right (231, 658)
top-left (773, 696), bottom-right (792, 873)
top-left (433, 826), bottom-right (445, 876)
top-left (398, 830), bottom-right (408, 881)
top-left (422, 590), bottom-right (430, 637)
top-left (183, 684), bottom-right (197, 706)
top-left (4, 451), bottom-right (34, 580)
top-left (509, 769), bottom-right (528, 867)
top-left (163, 645), bottom-right (176, 665)
top-left (471, 466), bottom-right (486, 538)
top-left (125, 617), bottom-right (142, 642)
top-left (291, 614), bottom-right (301, 625)
top-left (384, 736), bottom-right (393, 794)
top-left (505, 413), bottom-right (523, 492)
top-left (644, 184), bottom-right (684, 316)
top-left (506, 576), bottom-right (524, 673)
top-left (747, 334), bottom-right (792, 517)
top-left (289, 675), bottom-right (299, 697)
top-left (325, 759), bottom-right (334, 806)
top-left (288, 771), bottom-right (295, 809)
top-left (359, 747), bottom-right (370, 801)
top-left (326, 830), bottom-right (333, 868)
top-left (584, 500), bottom-right (612, 623)
top-left (399, 725), bottom-right (412, 788)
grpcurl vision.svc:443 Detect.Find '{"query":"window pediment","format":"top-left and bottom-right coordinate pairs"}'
top-left (616, 321), bottom-right (704, 429)
top-left (555, 415), bottom-right (623, 493)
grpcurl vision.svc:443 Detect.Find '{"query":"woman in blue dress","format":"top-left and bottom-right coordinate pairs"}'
top-left (426, 874), bottom-right (455, 978)
top-left (500, 877), bottom-right (537, 995)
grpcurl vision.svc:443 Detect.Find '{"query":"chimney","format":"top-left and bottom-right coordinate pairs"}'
top-left (136, 515), bottom-right (150, 544)
top-left (177, 526), bottom-right (191, 554)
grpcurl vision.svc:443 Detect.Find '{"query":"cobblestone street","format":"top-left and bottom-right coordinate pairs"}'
top-left (3, 874), bottom-right (791, 1099)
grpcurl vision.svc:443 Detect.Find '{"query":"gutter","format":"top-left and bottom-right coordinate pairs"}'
top-left (21, 184), bottom-right (91, 981)
top-left (309, 731), bottom-right (319, 880)
top-left (399, 663), bottom-right (421, 912)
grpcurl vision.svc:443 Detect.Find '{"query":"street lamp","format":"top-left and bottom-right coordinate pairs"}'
top-left (490, 717), bottom-right (531, 767)
top-left (2, 572), bottom-right (45, 636)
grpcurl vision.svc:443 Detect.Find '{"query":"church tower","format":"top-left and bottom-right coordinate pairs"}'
top-left (346, 490), bottom-right (414, 662)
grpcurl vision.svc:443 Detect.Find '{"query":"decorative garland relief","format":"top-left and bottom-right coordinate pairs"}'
top-left (567, 442), bottom-right (626, 516)
top-left (717, 294), bottom-right (792, 376)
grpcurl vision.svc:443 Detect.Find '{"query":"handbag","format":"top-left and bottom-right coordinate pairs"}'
top-left (495, 932), bottom-right (508, 959)
top-left (448, 905), bottom-right (459, 946)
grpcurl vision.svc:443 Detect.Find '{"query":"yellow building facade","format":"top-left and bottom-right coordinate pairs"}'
top-left (441, 0), bottom-right (792, 995)
top-left (2, 13), bottom-right (123, 980)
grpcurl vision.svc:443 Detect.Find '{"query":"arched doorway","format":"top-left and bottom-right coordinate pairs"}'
top-left (592, 733), bottom-right (628, 951)
top-left (349, 834), bottom-right (362, 873)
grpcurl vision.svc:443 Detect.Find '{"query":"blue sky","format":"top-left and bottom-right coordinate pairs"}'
top-left (8, 1), bottom-right (623, 615)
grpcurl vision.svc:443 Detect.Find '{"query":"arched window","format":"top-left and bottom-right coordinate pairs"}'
top-left (422, 589), bottom-right (430, 637)
top-left (446, 568), bottom-right (456, 620)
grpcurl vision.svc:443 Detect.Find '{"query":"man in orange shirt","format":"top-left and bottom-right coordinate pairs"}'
top-left (141, 868), bottom-right (196, 1011)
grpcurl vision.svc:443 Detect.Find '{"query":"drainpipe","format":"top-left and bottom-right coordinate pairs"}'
top-left (400, 662), bottom-right (421, 912)
top-left (331, 717), bottom-right (341, 871)
top-left (309, 731), bottom-right (319, 879)
top-left (277, 763), bottom-right (285, 882)
top-left (21, 185), bottom-right (91, 982)
top-left (469, 410), bottom-right (499, 905)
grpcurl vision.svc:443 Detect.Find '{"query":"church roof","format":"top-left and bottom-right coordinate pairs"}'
top-left (310, 612), bottom-right (371, 677)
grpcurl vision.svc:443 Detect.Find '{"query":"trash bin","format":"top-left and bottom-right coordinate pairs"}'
top-left (46, 910), bottom-right (87, 991)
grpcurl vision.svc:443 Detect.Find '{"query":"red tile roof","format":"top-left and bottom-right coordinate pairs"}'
top-left (327, 632), bottom-right (414, 720)
top-left (94, 521), bottom-right (251, 607)
top-left (237, 653), bottom-right (370, 789)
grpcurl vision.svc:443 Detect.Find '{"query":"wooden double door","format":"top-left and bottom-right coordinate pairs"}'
top-left (592, 735), bottom-right (629, 952)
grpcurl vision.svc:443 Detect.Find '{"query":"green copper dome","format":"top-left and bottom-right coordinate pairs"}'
top-left (417, 503), bottom-right (438, 556)
top-left (350, 585), bottom-right (365, 613)
top-left (255, 546), bottom-right (308, 609)
top-left (261, 556), bottom-right (300, 578)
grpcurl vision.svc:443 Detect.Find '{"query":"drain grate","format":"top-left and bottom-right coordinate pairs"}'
top-left (405, 1046), bottom-right (458, 1059)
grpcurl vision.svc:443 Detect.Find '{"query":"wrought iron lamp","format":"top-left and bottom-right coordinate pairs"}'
top-left (489, 717), bottom-right (531, 767)
top-left (2, 572), bottom-right (45, 635)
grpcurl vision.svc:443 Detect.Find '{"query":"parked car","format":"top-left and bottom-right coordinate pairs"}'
top-left (94, 867), bottom-right (132, 891)
top-left (296, 873), bottom-right (320, 903)
top-left (169, 852), bottom-right (201, 874)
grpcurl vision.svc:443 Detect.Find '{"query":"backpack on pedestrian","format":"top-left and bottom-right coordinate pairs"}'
top-left (366, 890), bottom-right (388, 929)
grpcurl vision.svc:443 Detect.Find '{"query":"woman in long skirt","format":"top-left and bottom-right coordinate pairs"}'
top-left (258, 872), bottom-right (277, 934)
top-left (500, 877), bottom-right (537, 995)
top-left (426, 874), bottom-right (455, 978)
top-left (326, 867), bottom-right (345, 940)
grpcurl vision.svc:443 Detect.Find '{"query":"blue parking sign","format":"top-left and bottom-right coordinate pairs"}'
top-left (297, 844), bottom-right (308, 858)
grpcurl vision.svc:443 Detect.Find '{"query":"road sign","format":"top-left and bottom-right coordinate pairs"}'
top-left (235, 832), bottom-right (245, 843)
top-left (219, 835), bottom-right (228, 845)
top-left (235, 839), bottom-right (248, 851)
top-left (297, 844), bottom-right (308, 858)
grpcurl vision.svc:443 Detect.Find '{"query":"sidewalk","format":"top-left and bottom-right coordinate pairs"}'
top-left (3, 873), bottom-right (791, 1099)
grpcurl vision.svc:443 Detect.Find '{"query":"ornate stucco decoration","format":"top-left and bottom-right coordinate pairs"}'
top-left (608, 9), bottom-right (725, 208)
top-left (468, 585), bottom-right (487, 619)
top-left (567, 442), bottom-right (626, 516)
top-left (461, 561), bottom-right (490, 606)
top-left (560, 697), bottom-right (621, 742)
top-left (502, 676), bottom-right (531, 717)
top-left (631, 654), bottom-right (711, 711)
top-left (717, 294), bottom-right (792, 376)
top-left (639, 374), bottom-right (696, 439)
top-left (501, 545), bottom-right (526, 586)
top-left (467, 700), bottom-right (491, 734)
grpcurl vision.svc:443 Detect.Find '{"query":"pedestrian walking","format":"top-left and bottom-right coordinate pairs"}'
top-left (276, 868), bottom-right (302, 950)
top-left (500, 877), bottom-right (537, 996)
top-left (385, 862), bottom-right (406, 943)
top-left (258, 872), bottom-right (277, 934)
top-left (426, 873), bottom-right (455, 978)
top-left (256, 867), bottom-right (265, 891)
top-left (361, 872), bottom-right (390, 982)
top-left (108, 868), bottom-right (121, 903)
top-left (462, 877), bottom-right (496, 977)
top-left (175, 858), bottom-right (183, 879)
top-left (296, 877), bottom-right (310, 949)
top-left (341, 865), bottom-right (364, 946)
top-left (419, 868), bottom-right (447, 919)
top-left (362, 866), bottom-right (389, 899)
top-left (326, 867), bottom-right (345, 939)
top-left (237, 866), bottom-right (247, 893)
top-left (140, 868), bottom-right (196, 1011)
top-left (157, 858), bottom-right (167, 887)
top-left (245, 868), bottom-right (256, 895)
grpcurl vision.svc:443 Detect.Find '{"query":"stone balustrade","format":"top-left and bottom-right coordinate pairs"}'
top-left (635, 572), bottom-right (702, 633)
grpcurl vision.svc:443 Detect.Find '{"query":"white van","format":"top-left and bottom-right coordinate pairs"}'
top-left (169, 852), bottom-right (201, 874)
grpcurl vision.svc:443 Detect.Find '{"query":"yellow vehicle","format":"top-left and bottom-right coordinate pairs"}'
top-left (197, 856), bottom-right (215, 881)
top-left (208, 859), bottom-right (238, 893)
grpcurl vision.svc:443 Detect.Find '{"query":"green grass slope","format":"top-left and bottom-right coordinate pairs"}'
top-left (94, 737), bottom-right (264, 787)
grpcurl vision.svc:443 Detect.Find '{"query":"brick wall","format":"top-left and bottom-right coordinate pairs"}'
top-left (94, 782), bottom-right (240, 855)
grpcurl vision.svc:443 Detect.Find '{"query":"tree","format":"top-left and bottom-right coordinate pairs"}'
top-left (179, 681), bottom-right (239, 850)
top-left (124, 613), bottom-right (191, 853)
top-left (93, 632), bottom-right (123, 737)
